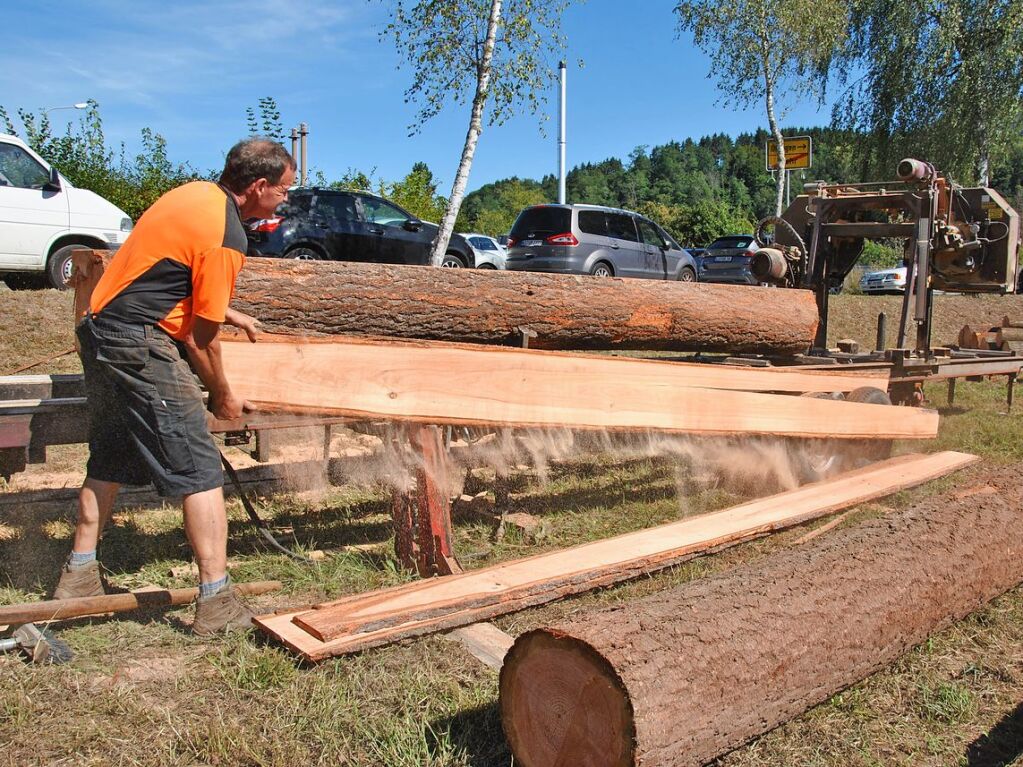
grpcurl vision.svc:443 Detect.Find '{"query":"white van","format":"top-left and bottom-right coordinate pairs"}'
top-left (0, 133), bottom-right (133, 289)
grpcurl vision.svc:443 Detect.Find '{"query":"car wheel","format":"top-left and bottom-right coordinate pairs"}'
top-left (678, 266), bottom-right (696, 282)
top-left (590, 262), bottom-right (614, 278)
top-left (441, 253), bottom-right (466, 268)
top-left (47, 244), bottom-right (92, 290)
top-left (477, 263), bottom-right (497, 269)
top-left (286, 247), bottom-right (323, 260)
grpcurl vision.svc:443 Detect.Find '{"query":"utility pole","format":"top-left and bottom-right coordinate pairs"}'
top-left (558, 61), bottom-right (567, 205)
top-left (298, 123), bottom-right (309, 186)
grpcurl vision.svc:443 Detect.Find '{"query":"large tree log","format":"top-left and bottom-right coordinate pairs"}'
top-left (232, 259), bottom-right (819, 354)
top-left (499, 463), bottom-right (1023, 767)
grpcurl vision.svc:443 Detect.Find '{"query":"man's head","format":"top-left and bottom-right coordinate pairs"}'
top-left (219, 138), bottom-right (297, 219)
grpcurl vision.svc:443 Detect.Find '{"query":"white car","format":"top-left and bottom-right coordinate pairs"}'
top-left (859, 265), bottom-right (908, 294)
top-left (0, 133), bottom-right (133, 288)
top-left (462, 233), bottom-right (507, 269)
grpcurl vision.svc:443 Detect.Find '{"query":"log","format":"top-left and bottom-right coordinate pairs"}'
top-left (0, 580), bottom-right (282, 625)
top-left (232, 258), bottom-right (819, 354)
top-left (221, 335), bottom-right (932, 440)
top-left (253, 451), bottom-right (976, 660)
top-left (957, 324), bottom-right (979, 349)
top-left (498, 462), bottom-right (1023, 767)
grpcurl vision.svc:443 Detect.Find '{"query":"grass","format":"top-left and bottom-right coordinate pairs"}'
top-left (1, 287), bottom-right (1023, 766)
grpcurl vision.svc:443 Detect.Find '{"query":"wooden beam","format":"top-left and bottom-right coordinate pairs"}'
top-left (0, 581), bottom-right (283, 625)
top-left (253, 451), bottom-right (976, 661)
top-left (221, 335), bottom-right (922, 440)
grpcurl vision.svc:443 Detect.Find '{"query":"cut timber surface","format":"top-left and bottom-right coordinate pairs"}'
top-left (221, 335), bottom-right (921, 439)
top-left (499, 457), bottom-right (1018, 767)
top-left (253, 451), bottom-right (976, 661)
top-left (232, 258), bottom-right (819, 354)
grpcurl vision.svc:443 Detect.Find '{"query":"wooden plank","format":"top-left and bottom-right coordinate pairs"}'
top-left (445, 622), bottom-right (515, 670)
top-left (221, 336), bottom-right (924, 440)
top-left (222, 333), bottom-right (888, 395)
top-left (253, 451), bottom-right (977, 661)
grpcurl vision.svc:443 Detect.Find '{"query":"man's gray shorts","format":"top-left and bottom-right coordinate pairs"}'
top-left (77, 314), bottom-right (223, 497)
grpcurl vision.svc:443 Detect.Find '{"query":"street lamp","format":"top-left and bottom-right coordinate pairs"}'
top-left (42, 101), bottom-right (91, 116)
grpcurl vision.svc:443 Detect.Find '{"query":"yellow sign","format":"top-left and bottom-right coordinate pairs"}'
top-left (766, 136), bottom-right (813, 171)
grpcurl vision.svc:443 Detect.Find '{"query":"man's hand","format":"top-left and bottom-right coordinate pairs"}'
top-left (209, 390), bottom-right (257, 421)
top-left (225, 307), bottom-right (260, 343)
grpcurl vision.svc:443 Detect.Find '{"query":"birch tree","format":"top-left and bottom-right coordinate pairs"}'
top-left (384, 0), bottom-right (572, 265)
top-left (832, 0), bottom-right (1023, 184)
top-left (675, 0), bottom-right (847, 215)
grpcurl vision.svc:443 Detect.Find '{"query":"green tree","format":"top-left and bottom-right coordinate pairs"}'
top-left (675, 0), bottom-right (848, 214)
top-left (385, 162), bottom-right (447, 222)
top-left (831, 0), bottom-right (1023, 183)
top-left (384, 0), bottom-right (573, 265)
top-left (245, 97), bottom-right (285, 142)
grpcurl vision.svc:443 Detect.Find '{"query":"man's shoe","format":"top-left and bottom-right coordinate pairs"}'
top-left (192, 587), bottom-right (256, 636)
top-left (53, 560), bottom-right (105, 600)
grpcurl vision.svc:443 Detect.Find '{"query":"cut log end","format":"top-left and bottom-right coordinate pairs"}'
top-left (500, 629), bottom-right (636, 767)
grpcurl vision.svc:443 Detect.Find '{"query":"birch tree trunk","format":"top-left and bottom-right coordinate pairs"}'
top-left (430, 0), bottom-right (503, 266)
top-left (759, 5), bottom-right (786, 216)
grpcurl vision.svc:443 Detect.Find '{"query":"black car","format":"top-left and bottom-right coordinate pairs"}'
top-left (697, 235), bottom-right (760, 284)
top-left (248, 188), bottom-right (474, 267)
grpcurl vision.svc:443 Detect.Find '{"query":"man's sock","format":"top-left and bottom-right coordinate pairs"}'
top-left (67, 549), bottom-right (96, 570)
top-left (199, 575), bottom-right (230, 599)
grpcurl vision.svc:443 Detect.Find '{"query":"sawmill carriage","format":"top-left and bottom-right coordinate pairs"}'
top-left (1, 159), bottom-right (1019, 576)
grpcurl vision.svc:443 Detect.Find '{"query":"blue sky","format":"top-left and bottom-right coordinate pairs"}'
top-left (2, 0), bottom-right (837, 194)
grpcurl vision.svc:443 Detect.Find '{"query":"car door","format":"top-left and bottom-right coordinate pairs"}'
top-left (0, 141), bottom-right (69, 267)
top-left (604, 212), bottom-right (644, 277)
top-left (636, 217), bottom-right (671, 279)
top-left (314, 192), bottom-right (363, 261)
top-left (360, 196), bottom-right (429, 264)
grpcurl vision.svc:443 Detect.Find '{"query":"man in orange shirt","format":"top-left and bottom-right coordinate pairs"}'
top-left (54, 138), bottom-right (296, 634)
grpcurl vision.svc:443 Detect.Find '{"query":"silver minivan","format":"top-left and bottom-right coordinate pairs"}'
top-left (505, 204), bottom-right (697, 281)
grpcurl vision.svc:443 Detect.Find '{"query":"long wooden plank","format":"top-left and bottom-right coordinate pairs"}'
top-left (221, 336), bottom-right (924, 440)
top-left (254, 451), bottom-right (977, 660)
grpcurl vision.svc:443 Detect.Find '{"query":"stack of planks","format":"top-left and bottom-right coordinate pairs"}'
top-left (254, 451), bottom-right (976, 661)
top-left (220, 334), bottom-right (933, 440)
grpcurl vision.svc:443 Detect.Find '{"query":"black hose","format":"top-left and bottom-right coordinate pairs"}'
top-left (219, 451), bottom-right (314, 563)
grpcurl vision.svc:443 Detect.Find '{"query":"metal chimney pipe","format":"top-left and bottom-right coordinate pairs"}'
top-left (290, 128), bottom-right (299, 172)
top-left (558, 61), bottom-right (567, 205)
top-left (299, 122), bottom-right (309, 185)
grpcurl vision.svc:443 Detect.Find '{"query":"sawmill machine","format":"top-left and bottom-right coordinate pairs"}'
top-left (752, 159), bottom-right (1021, 354)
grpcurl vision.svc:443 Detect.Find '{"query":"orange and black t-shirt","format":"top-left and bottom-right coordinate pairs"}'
top-left (90, 181), bottom-right (247, 341)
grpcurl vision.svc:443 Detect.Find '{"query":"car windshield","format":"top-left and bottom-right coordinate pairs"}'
top-left (708, 236), bottom-right (753, 249)
top-left (510, 207), bottom-right (571, 239)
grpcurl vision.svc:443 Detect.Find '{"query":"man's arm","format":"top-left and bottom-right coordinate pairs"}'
top-left (224, 306), bottom-right (260, 342)
top-left (185, 317), bottom-right (252, 421)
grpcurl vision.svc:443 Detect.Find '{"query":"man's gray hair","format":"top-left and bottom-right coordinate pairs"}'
top-left (219, 138), bottom-right (295, 194)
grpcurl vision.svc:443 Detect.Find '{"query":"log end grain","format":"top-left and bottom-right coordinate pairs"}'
top-left (500, 629), bottom-right (636, 767)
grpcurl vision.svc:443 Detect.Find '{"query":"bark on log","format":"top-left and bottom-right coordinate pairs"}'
top-left (499, 464), bottom-right (1023, 767)
top-left (232, 259), bottom-right (819, 354)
